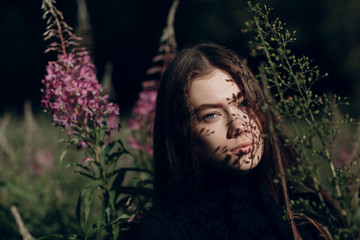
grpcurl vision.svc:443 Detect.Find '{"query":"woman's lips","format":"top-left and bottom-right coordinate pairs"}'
top-left (231, 143), bottom-right (253, 154)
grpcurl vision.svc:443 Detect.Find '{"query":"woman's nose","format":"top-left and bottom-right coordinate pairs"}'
top-left (226, 114), bottom-right (247, 139)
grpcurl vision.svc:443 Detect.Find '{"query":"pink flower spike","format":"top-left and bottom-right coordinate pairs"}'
top-left (41, 51), bottom-right (120, 130)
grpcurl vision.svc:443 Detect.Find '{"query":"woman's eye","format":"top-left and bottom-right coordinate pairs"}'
top-left (239, 100), bottom-right (249, 108)
top-left (202, 112), bottom-right (219, 121)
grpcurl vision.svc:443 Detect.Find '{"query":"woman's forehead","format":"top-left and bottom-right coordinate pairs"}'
top-left (188, 69), bottom-right (243, 105)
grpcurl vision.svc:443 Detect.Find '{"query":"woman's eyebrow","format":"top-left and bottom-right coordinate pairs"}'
top-left (236, 91), bottom-right (245, 99)
top-left (193, 103), bottom-right (223, 113)
top-left (193, 91), bottom-right (246, 113)
top-left (227, 91), bottom-right (245, 103)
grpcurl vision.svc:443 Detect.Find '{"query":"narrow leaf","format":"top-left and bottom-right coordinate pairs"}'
top-left (59, 149), bottom-right (68, 166)
top-left (71, 170), bottom-right (96, 180)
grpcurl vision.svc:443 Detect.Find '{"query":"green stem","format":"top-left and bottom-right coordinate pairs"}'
top-left (307, 106), bottom-right (342, 200)
top-left (48, 3), bottom-right (68, 58)
top-left (253, 15), bottom-right (301, 137)
top-left (252, 5), bottom-right (345, 216)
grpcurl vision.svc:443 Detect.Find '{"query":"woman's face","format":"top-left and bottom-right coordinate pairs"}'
top-left (189, 69), bottom-right (264, 173)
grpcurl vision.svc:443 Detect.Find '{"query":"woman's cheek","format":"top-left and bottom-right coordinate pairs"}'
top-left (197, 129), bottom-right (227, 162)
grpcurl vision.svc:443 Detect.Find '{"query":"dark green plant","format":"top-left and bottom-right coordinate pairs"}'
top-left (243, 2), bottom-right (360, 239)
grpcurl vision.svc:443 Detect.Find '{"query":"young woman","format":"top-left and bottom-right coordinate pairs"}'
top-left (137, 43), bottom-right (324, 240)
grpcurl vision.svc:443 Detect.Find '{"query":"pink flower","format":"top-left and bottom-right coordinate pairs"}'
top-left (34, 149), bottom-right (53, 175)
top-left (133, 90), bottom-right (157, 116)
top-left (128, 214), bottom-right (136, 223)
top-left (128, 118), bottom-right (140, 131)
top-left (144, 145), bottom-right (153, 156)
top-left (127, 136), bottom-right (142, 150)
top-left (41, 51), bottom-right (119, 134)
top-left (106, 115), bottom-right (120, 129)
top-left (82, 157), bottom-right (91, 162)
top-left (127, 89), bottom-right (157, 154)
top-left (79, 141), bottom-right (87, 149)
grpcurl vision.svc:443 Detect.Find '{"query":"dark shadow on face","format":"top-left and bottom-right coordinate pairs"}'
top-left (190, 73), bottom-right (263, 175)
top-left (196, 107), bottom-right (262, 173)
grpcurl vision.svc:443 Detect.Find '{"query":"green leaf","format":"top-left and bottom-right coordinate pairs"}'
top-left (100, 141), bottom-right (116, 165)
top-left (109, 189), bottom-right (116, 212)
top-left (85, 224), bottom-right (95, 240)
top-left (96, 209), bottom-right (105, 237)
top-left (105, 207), bottom-right (111, 224)
top-left (112, 222), bottom-right (120, 240)
top-left (66, 162), bottom-right (93, 173)
top-left (90, 159), bottom-right (101, 168)
top-left (71, 170), bottom-right (96, 180)
top-left (112, 214), bottom-right (132, 224)
top-left (65, 162), bottom-right (94, 176)
top-left (59, 148), bottom-right (68, 166)
top-left (84, 189), bottom-right (95, 223)
top-left (104, 141), bottom-right (116, 154)
top-left (81, 182), bottom-right (101, 223)
top-left (106, 151), bottom-right (123, 164)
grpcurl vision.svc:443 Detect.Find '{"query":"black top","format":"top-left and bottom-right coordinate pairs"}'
top-left (136, 171), bottom-right (320, 240)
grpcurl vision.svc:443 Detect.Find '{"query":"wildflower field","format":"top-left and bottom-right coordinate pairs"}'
top-left (1, 0), bottom-right (360, 239)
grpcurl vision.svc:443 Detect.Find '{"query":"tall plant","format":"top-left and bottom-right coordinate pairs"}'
top-left (243, 2), bottom-right (360, 239)
top-left (127, 0), bottom-right (179, 171)
top-left (40, 0), bottom-right (150, 239)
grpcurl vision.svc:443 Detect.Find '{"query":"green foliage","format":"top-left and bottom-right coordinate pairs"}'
top-left (0, 107), bottom-right (152, 239)
top-left (244, 2), bottom-right (360, 239)
top-left (0, 106), bottom-right (84, 239)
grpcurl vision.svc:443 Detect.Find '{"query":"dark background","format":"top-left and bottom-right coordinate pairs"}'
top-left (1, 0), bottom-right (359, 115)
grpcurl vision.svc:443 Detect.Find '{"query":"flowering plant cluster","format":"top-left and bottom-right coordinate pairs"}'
top-left (126, 0), bottom-right (179, 170)
top-left (41, 51), bottom-right (119, 132)
top-left (41, 0), bottom-right (119, 139)
top-left (39, 0), bottom-right (152, 239)
top-left (244, 2), bottom-right (360, 239)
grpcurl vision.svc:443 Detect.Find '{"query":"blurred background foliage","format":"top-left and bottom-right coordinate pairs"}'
top-left (0, 102), bottom-right (84, 238)
top-left (0, 0), bottom-right (359, 238)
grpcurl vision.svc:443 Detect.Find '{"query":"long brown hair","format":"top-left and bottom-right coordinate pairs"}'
top-left (153, 43), bottom-right (307, 239)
